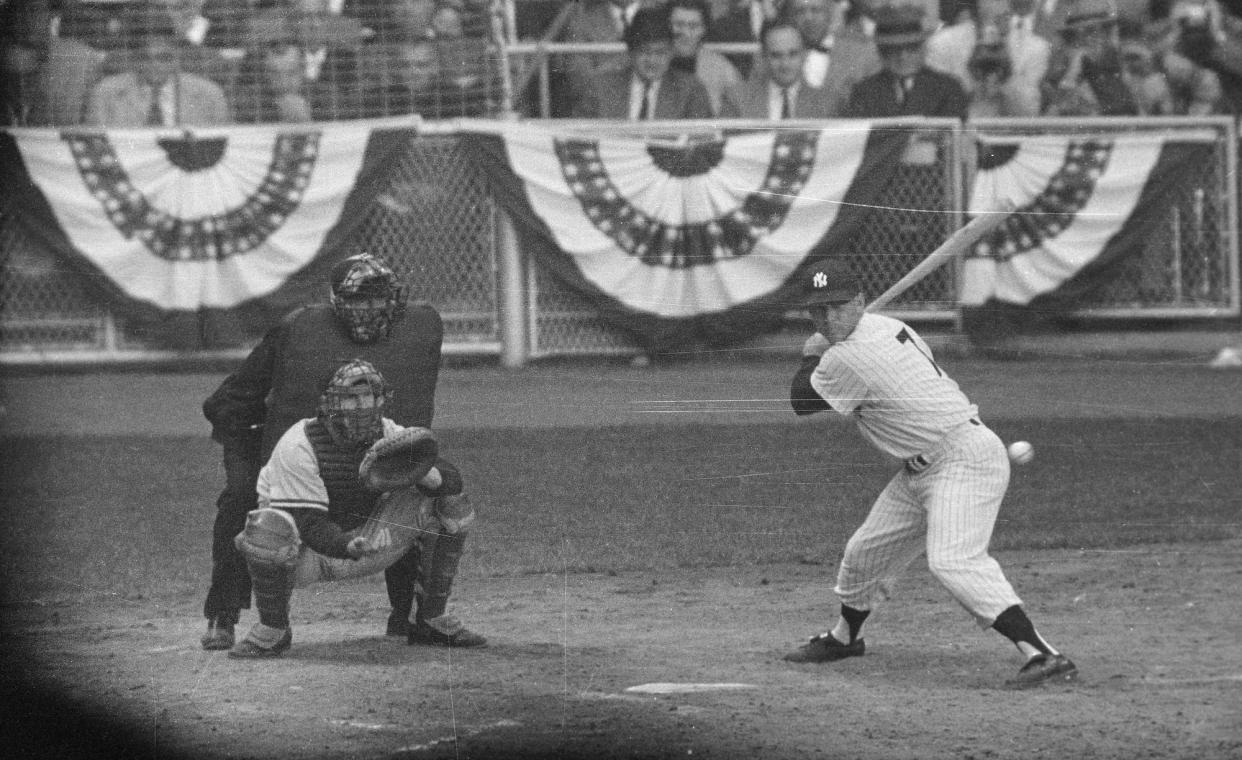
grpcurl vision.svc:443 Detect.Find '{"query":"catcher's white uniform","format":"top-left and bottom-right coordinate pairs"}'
top-left (258, 418), bottom-right (436, 586)
top-left (809, 313), bottom-right (1022, 626)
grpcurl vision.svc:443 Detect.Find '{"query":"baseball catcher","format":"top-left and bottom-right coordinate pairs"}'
top-left (200, 252), bottom-right (461, 651)
top-left (229, 359), bottom-right (485, 658)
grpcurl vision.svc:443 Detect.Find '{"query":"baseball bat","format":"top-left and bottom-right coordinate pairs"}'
top-left (865, 201), bottom-right (1016, 313)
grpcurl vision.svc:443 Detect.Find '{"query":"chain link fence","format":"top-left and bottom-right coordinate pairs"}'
top-left (1, 119), bottom-right (1238, 364)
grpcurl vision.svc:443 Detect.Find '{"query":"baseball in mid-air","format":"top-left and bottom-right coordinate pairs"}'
top-left (1007, 441), bottom-right (1034, 465)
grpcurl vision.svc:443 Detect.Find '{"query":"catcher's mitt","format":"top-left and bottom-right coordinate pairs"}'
top-left (359, 427), bottom-right (438, 492)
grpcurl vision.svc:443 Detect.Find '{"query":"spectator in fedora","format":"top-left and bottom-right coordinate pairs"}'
top-left (844, 3), bottom-right (968, 118)
top-left (669, 0), bottom-right (742, 115)
top-left (570, 5), bottom-right (715, 119)
top-left (1041, 0), bottom-right (1139, 114)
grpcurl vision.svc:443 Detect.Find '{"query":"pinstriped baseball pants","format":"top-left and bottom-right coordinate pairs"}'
top-left (833, 422), bottom-right (1023, 627)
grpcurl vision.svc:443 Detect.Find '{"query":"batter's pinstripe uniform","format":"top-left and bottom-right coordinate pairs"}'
top-left (783, 261), bottom-right (1076, 688)
top-left (806, 312), bottom-right (1021, 624)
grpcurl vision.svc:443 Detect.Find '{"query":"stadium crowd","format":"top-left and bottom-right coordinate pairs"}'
top-left (2, 0), bottom-right (1241, 124)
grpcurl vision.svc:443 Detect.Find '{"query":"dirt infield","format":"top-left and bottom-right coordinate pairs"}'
top-left (2, 356), bottom-right (1241, 759)
top-left (4, 539), bottom-right (1241, 760)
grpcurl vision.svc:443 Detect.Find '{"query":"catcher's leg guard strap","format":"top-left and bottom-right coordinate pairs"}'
top-left (433, 494), bottom-right (475, 535)
top-left (416, 531), bottom-right (466, 621)
top-left (249, 562), bottom-right (295, 629)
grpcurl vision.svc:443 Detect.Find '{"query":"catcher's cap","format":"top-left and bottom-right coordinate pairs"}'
top-left (797, 260), bottom-right (863, 307)
top-left (330, 253), bottom-right (399, 299)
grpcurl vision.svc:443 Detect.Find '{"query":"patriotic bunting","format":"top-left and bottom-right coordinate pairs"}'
top-left (0, 122), bottom-right (414, 347)
top-left (463, 122), bottom-right (907, 348)
top-left (1, 119), bottom-right (1215, 351)
top-left (964, 132), bottom-right (1214, 331)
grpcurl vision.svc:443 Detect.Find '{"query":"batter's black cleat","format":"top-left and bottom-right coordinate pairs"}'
top-left (408, 614), bottom-right (487, 648)
top-left (1005, 653), bottom-right (1078, 689)
top-left (783, 632), bottom-right (865, 663)
top-left (200, 617), bottom-right (236, 651)
top-left (386, 611), bottom-right (411, 638)
top-left (228, 627), bottom-right (292, 659)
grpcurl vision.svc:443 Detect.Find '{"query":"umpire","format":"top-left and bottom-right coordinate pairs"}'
top-left (199, 252), bottom-right (485, 650)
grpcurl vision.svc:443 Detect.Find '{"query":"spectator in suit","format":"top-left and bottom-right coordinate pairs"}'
top-left (570, 5), bottom-right (715, 119)
top-left (927, 0), bottom-right (1048, 114)
top-left (1149, 0), bottom-right (1240, 114)
top-left (844, 3), bottom-right (968, 118)
top-left (41, 2), bottom-right (109, 125)
top-left (557, 0), bottom-right (635, 116)
top-left (669, 0), bottom-right (743, 114)
top-left (1041, 0), bottom-right (1139, 115)
top-left (85, 4), bottom-right (231, 126)
top-left (705, 0), bottom-right (782, 76)
top-left (231, 13), bottom-right (316, 122)
top-left (1, 0), bottom-right (52, 125)
top-left (790, 0), bottom-right (882, 98)
top-left (720, 17), bottom-right (844, 116)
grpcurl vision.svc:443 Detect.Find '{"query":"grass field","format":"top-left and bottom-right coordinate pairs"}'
top-left (3, 416), bottom-right (1238, 604)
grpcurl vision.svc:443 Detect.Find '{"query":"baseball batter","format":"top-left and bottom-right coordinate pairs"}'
top-left (230, 359), bottom-right (483, 657)
top-left (784, 260), bottom-right (1077, 689)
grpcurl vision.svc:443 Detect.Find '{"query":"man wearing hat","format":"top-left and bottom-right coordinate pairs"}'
top-left (843, 3), bottom-right (968, 117)
top-left (782, 259), bottom-right (1078, 689)
top-left (570, 4), bottom-right (714, 118)
top-left (199, 252), bottom-right (486, 651)
top-left (1041, 0), bottom-right (1138, 114)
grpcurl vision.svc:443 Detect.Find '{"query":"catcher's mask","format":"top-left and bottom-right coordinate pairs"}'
top-left (329, 253), bottom-right (408, 344)
top-left (318, 359), bottom-right (392, 447)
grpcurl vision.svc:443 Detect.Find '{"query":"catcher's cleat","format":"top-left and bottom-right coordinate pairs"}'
top-left (228, 627), bottom-right (292, 659)
top-left (386, 611), bottom-right (411, 638)
top-left (1005, 653), bottom-right (1078, 689)
top-left (408, 614), bottom-right (487, 648)
top-left (783, 632), bottom-right (865, 663)
top-left (200, 618), bottom-right (236, 651)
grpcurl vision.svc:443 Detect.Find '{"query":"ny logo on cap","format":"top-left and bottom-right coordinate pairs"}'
top-left (812, 271), bottom-right (829, 289)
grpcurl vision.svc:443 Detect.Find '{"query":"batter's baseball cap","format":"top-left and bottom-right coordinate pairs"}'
top-left (797, 260), bottom-right (863, 306)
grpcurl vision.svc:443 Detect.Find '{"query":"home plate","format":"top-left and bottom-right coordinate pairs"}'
top-left (624, 682), bottom-right (757, 694)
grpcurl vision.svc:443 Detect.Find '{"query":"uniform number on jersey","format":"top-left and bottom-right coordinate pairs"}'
top-left (896, 328), bottom-right (942, 376)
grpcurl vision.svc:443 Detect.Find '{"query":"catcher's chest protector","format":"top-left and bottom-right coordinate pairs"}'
top-left (305, 419), bottom-right (380, 531)
top-left (263, 306), bottom-right (441, 459)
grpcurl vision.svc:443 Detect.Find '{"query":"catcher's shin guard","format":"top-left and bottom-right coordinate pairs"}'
top-left (385, 547), bottom-right (419, 631)
top-left (415, 527), bottom-right (467, 622)
top-left (234, 509), bottom-right (300, 629)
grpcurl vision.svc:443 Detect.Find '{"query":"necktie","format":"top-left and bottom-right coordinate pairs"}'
top-left (638, 83), bottom-right (653, 120)
top-left (147, 84), bottom-right (164, 126)
top-left (781, 87), bottom-right (792, 119)
top-left (897, 77), bottom-right (913, 105)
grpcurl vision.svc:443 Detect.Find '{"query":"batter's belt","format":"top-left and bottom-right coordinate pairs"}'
top-left (904, 418), bottom-right (982, 474)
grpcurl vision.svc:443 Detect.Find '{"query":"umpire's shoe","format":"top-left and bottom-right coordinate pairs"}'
top-left (783, 632), bottom-right (865, 663)
top-left (201, 617), bottom-right (236, 651)
top-left (1005, 653), bottom-right (1078, 689)
top-left (228, 624), bottom-right (292, 659)
top-left (408, 614), bottom-right (487, 647)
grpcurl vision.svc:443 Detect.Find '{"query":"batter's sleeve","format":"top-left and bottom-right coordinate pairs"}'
top-left (810, 354), bottom-right (866, 416)
top-left (791, 355), bottom-right (833, 415)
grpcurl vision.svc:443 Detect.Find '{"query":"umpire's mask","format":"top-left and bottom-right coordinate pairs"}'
top-left (318, 359), bottom-right (391, 447)
top-left (329, 253), bottom-right (408, 344)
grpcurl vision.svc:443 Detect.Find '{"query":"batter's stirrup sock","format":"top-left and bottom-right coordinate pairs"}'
top-left (992, 605), bottom-right (1055, 657)
top-left (248, 562), bottom-right (294, 629)
top-left (416, 532), bottom-right (466, 622)
top-left (841, 605), bottom-right (870, 643)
